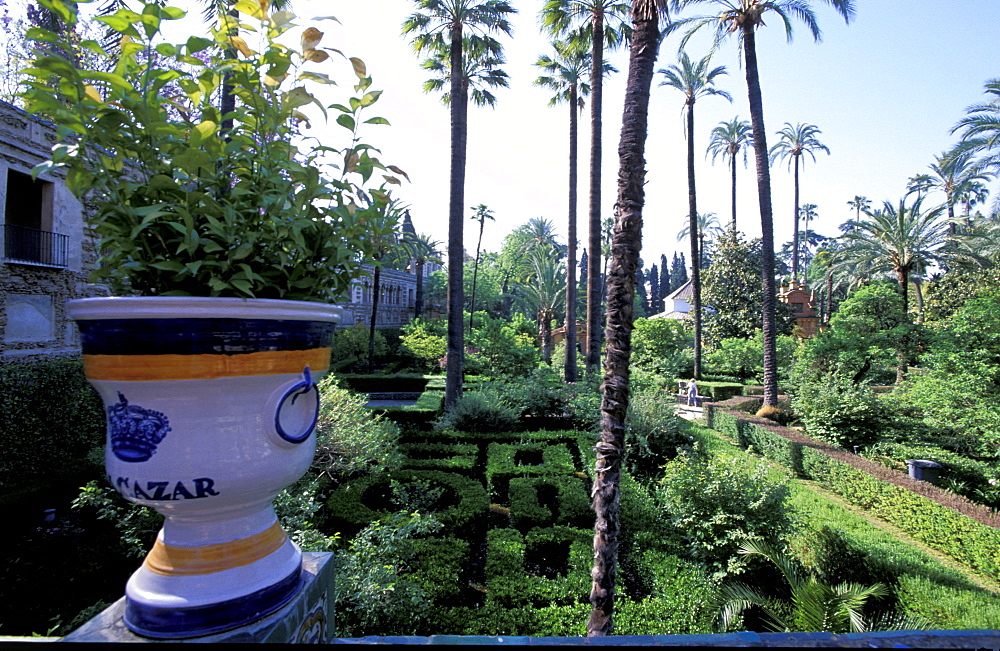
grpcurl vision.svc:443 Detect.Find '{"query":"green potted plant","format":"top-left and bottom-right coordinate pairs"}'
top-left (21, 0), bottom-right (403, 638)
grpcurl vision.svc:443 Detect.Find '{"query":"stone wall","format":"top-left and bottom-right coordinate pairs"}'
top-left (0, 100), bottom-right (104, 363)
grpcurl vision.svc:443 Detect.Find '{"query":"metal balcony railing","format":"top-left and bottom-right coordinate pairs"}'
top-left (3, 223), bottom-right (69, 267)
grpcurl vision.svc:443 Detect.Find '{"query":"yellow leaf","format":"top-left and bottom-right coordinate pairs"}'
top-left (189, 120), bottom-right (217, 146)
top-left (233, 0), bottom-right (263, 20)
top-left (83, 84), bottom-right (102, 103)
top-left (264, 73), bottom-right (287, 86)
top-left (230, 35), bottom-right (254, 58)
top-left (257, 0), bottom-right (269, 18)
top-left (387, 165), bottom-right (410, 182)
top-left (301, 27), bottom-right (323, 52)
top-left (291, 110), bottom-right (311, 128)
top-left (345, 151), bottom-right (359, 173)
top-left (302, 49), bottom-right (329, 63)
top-left (270, 10), bottom-right (294, 28)
top-left (382, 175), bottom-right (401, 186)
top-left (349, 57), bottom-right (366, 79)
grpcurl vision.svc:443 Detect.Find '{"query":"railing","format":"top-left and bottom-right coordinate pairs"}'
top-left (3, 223), bottom-right (69, 267)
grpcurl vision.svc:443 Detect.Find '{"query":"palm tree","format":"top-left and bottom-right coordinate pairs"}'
top-left (589, 0), bottom-right (665, 636)
top-left (769, 122), bottom-right (830, 282)
top-left (403, 0), bottom-right (515, 408)
top-left (719, 539), bottom-right (890, 633)
top-left (520, 250), bottom-right (567, 364)
top-left (838, 197), bottom-right (948, 382)
top-left (847, 195), bottom-right (870, 221)
top-left (676, 211), bottom-right (724, 268)
top-left (673, 0), bottom-right (856, 408)
top-left (659, 50), bottom-right (730, 380)
top-left (707, 117), bottom-right (754, 234)
top-left (951, 78), bottom-right (1000, 213)
top-left (468, 204), bottom-right (495, 329)
top-left (798, 202), bottom-right (819, 271)
top-left (534, 38), bottom-right (601, 382)
top-left (542, 0), bottom-right (630, 375)
top-left (905, 150), bottom-right (992, 233)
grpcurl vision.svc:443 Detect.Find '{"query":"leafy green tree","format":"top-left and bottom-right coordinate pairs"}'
top-left (707, 117), bottom-right (753, 234)
top-left (701, 231), bottom-right (795, 347)
top-left (542, 0), bottom-right (630, 375)
top-left (400, 318), bottom-right (447, 371)
top-left (468, 204), bottom-right (495, 329)
top-left (707, 331), bottom-right (796, 384)
top-left (837, 197), bottom-right (948, 381)
top-left (659, 48), bottom-right (730, 381)
top-left (588, 0), bottom-right (665, 636)
top-left (674, 0), bottom-right (856, 408)
top-left (719, 539), bottom-right (890, 633)
top-left (631, 317), bottom-right (691, 377)
top-left (403, 0), bottom-right (516, 409)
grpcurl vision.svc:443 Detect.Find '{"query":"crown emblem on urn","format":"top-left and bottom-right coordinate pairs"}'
top-left (108, 392), bottom-right (171, 463)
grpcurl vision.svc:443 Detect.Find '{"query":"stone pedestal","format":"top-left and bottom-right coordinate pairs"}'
top-left (64, 552), bottom-right (333, 644)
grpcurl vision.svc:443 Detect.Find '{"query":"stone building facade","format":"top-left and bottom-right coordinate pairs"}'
top-left (0, 100), bottom-right (105, 363)
top-left (340, 265), bottom-right (418, 328)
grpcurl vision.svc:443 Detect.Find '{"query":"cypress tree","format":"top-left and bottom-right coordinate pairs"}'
top-left (648, 264), bottom-right (659, 312)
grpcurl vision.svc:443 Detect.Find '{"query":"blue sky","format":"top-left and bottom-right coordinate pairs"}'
top-left (318, 0), bottom-right (998, 269)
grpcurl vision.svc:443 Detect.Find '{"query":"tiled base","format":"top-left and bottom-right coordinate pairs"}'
top-left (63, 552), bottom-right (333, 644)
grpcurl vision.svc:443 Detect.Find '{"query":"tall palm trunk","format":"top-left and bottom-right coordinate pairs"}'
top-left (445, 22), bottom-right (467, 409)
top-left (470, 218), bottom-right (485, 330)
top-left (895, 265), bottom-right (910, 384)
top-left (588, 3), bottom-right (658, 637)
top-left (792, 154), bottom-right (801, 281)
top-left (824, 270), bottom-right (833, 325)
top-left (742, 24), bottom-right (779, 407)
top-left (730, 147), bottom-right (738, 234)
top-left (368, 265), bottom-right (382, 372)
top-left (540, 309), bottom-right (554, 364)
top-left (566, 82), bottom-right (580, 382)
top-left (686, 100), bottom-right (702, 379)
top-left (585, 8), bottom-right (605, 374)
top-left (415, 258), bottom-right (425, 318)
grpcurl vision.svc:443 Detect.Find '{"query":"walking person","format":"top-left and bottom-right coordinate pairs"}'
top-left (687, 378), bottom-right (699, 407)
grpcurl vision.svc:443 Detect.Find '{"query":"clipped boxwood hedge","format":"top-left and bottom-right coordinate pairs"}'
top-left (708, 404), bottom-right (1000, 580)
top-left (485, 526), bottom-right (591, 607)
top-left (0, 358), bottom-right (105, 497)
top-left (400, 442), bottom-right (479, 473)
top-left (326, 469), bottom-right (488, 529)
top-left (508, 475), bottom-right (592, 531)
top-left (486, 442), bottom-right (577, 502)
top-left (336, 373), bottom-right (431, 394)
top-left (371, 391), bottom-right (444, 430)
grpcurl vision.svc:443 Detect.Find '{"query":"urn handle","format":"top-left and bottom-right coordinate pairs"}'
top-left (274, 367), bottom-right (320, 444)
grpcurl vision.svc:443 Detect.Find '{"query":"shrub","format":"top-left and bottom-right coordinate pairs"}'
top-left (625, 388), bottom-right (690, 479)
top-left (614, 552), bottom-right (718, 635)
top-left (565, 376), bottom-right (602, 432)
top-left (333, 512), bottom-right (440, 637)
top-left (792, 376), bottom-right (892, 449)
top-left (657, 452), bottom-right (792, 577)
top-left (0, 359), bottom-right (105, 492)
top-left (485, 366), bottom-right (570, 419)
top-left (486, 442), bottom-right (577, 501)
top-left (466, 313), bottom-right (539, 378)
top-left (485, 526), bottom-right (591, 608)
top-left (406, 537), bottom-right (470, 602)
top-left (631, 318), bottom-right (691, 377)
top-left (434, 387), bottom-right (519, 433)
top-left (400, 442), bottom-right (479, 473)
top-left (313, 377), bottom-right (402, 481)
top-left (331, 324), bottom-right (388, 369)
top-left (399, 319), bottom-right (447, 372)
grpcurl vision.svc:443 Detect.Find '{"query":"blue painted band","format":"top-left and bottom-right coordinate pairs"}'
top-left (122, 564), bottom-right (302, 639)
top-left (77, 318), bottom-right (337, 356)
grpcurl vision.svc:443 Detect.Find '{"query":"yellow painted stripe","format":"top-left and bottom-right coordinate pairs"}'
top-left (144, 522), bottom-right (288, 576)
top-left (83, 348), bottom-right (331, 381)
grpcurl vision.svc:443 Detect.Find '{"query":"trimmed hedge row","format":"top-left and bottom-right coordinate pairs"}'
top-left (336, 374), bottom-right (431, 393)
top-left (371, 391), bottom-right (444, 430)
top-left (484, 526), bottom-right (591, 607)
top-left (508, 475), bottom-right (592, 531)
top-left (325, 469), bottom-right (488, 529)
top-left (400, 442), bottom-right (478, 472)
top-left (708, 405), bottom-right (1000, 580)
top-left (0, 359), bottom-right (105, 496)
